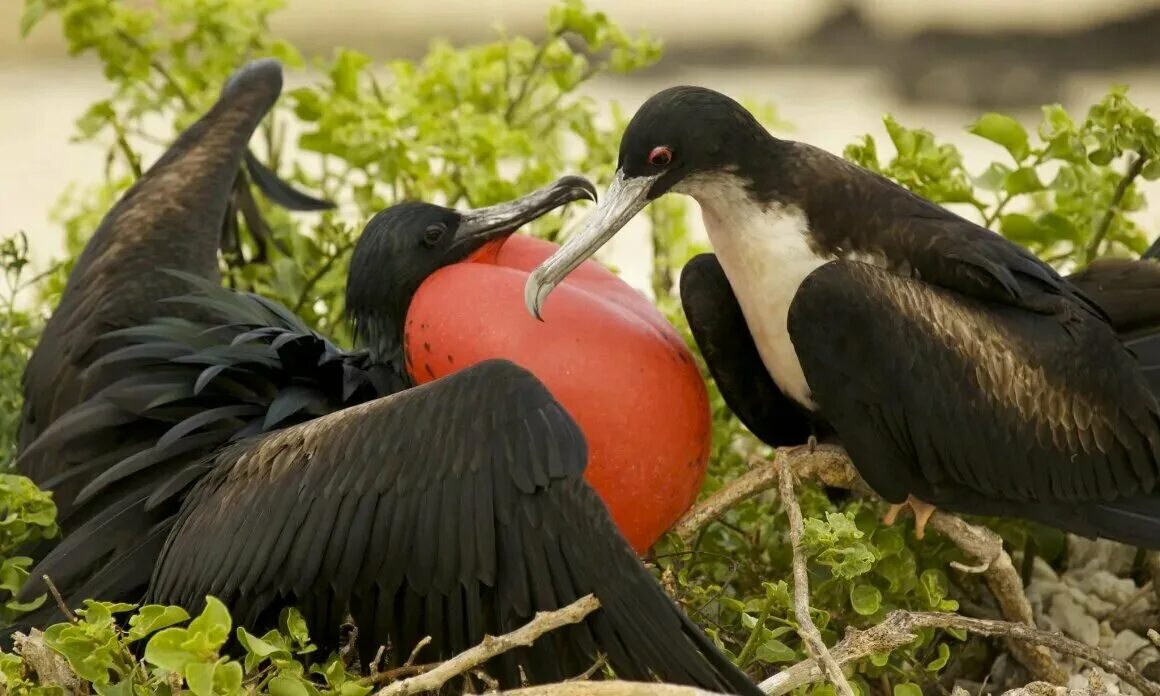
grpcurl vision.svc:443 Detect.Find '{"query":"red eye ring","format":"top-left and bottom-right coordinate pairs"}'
top-left (648, 146), bottom-right (673, 167)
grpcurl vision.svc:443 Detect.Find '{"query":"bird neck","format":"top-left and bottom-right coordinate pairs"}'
top-left (353, 314), bottom-right (413, 393)
top-left (673, 170), bottom-right (828, 409)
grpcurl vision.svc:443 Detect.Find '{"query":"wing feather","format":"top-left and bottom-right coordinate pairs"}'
top-left (789, 261), bottom-right (1160, 541)
top-left (146, 360), bottom-right (760, 694)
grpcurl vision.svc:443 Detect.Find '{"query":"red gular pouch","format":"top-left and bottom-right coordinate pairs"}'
top-left (405, 233), bottom-right (711, 553)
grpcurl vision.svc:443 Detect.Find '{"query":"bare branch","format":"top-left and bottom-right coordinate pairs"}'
top-left (672, 446), bottom-right (852, 545)
top-left (778, 465), bottom-right (856, 696)
top-left (673, 445), bottom-right (1065, 683)
top-left (375, 594), bottom-right (601, 696)
top-left (759, 610), bottom-right (1159, 696)
top-left (498, 682), bottom-right (733, 695)
top-left (41, 575), bottom-right (76, 623)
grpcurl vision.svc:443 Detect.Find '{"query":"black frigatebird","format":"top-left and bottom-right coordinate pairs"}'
top-left (18, 58), bottom-right (332, 522)
top-left (524, 84), bottom-right (1160, 548)
top-left (12, 177), bottom-right (760, 694)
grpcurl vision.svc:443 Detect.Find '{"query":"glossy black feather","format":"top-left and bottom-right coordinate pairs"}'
top-left (14, 282), bottom-right (378, 616)
top-left (787, 260), bottom-right (1160, 546)
top-left (17, 60), bottom-right (332, 521)
top-left (146, 360), bottom-right (761, 695)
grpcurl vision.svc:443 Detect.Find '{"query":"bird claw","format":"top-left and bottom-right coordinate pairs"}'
top-left (880, 495), bottom-right (937, 539)
top-left (783, 435), bottom-right (819, 458)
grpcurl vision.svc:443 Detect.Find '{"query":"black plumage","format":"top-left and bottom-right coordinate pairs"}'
top-left (524, 84), bottom-right (1160, 549)
top-left (13, 171), bottom-right (758, 691)
top-left (18, 58), bottom-right (332, 522)
top-left (146, 359), bottom-right (758, 692)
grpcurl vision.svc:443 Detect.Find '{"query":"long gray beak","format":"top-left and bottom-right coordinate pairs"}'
top-left (452, 175), bottom-right (597, 252)
top-left (523, 170), bottom-right (658, 319)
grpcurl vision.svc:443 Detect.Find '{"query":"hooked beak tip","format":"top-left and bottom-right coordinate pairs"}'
top-left (524, 272), bottom-right (550, 321)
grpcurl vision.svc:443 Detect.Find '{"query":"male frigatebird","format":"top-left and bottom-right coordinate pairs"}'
top-left (12, 178), bottom-right (758, 694)
top-left (18, 58), bottom-right (709, 555)
top-left (18, 58), bottom-right (332, 522)
top-left (524, 84), bottom-right (1160, 549)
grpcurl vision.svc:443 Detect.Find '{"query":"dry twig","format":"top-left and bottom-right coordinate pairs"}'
top-left (498, 682), bottom-right (733, 695)
top-left (777, 464), bottom-right (856, 696)
top-left (41, 575), bottom-right (76, 623)
top-left (375, 594), bottom-right (601, 696)
top-left (673, 445), bottom-right (1064, 683)
top-left (758, 610), bottom-right (1159, 696)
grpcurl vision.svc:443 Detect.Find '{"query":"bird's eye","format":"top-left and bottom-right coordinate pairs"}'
top-left (647, 146), bottom-right (673, 167)
top-left (422, 224), bottom-right (446, 248)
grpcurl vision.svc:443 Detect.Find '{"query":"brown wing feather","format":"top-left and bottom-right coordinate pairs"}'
top-left (147, 360), bottom-right (761, 695)
top-left (789, 261), bottom-right (1160, 511)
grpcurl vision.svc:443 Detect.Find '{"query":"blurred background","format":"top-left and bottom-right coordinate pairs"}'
top-left (5, 0), bottom-right (1160, 285)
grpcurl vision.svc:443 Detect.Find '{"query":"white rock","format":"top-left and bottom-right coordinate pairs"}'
top-left (1109, 629), bottom-right (1151, 663)
top-left (1066, 537), bottom-right (1138, 575)
top-left (1068, 567), bottom-right (1140, 607)
top-left (1050, 592), bottom-right (1102, 647)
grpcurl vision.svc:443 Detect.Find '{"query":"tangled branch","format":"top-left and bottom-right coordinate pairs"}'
top-left (759, 610), bottom-right (1160, 696)
top-left (673, 444), bottom-right (1065, 684)
top-left (777, 464), bottom-right (855, 696)
top-left (375, 595), bottom-right (601, 695)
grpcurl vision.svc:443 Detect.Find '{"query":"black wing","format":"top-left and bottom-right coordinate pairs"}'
top-left (795, 143), bottom-right (1104, 320)
top-left (18, 59), bottom-right (331, 466)
top-left (679, 254), bottom-right (820, 446)
top-left (146, 359), bottom-right (761, 695)
top-left (788, 261), bottom-right (1160, 547)
top-left (14, 275), bottom-right (378, 622)
top-left (1066, 258), bottom-right (1160, 338)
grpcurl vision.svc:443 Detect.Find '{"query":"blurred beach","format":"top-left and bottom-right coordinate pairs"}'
top-left (4, 0), bottom-right (1160, 291)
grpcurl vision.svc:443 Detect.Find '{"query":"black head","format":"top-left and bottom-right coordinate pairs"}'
top-left (524, 86), bottom-right (776, 318)
top-left (345, 175), bottom-right (596, 356)
top-left (617, 86), bottom-right (774, 200)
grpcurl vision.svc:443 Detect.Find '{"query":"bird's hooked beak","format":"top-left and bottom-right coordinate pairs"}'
top-left (524, 170), bottom-right (658, 319)
top-left (453, 175), bottom-right (598, 255)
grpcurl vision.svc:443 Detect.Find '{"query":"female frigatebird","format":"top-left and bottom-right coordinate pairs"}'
top-left (12, 176), bottom-right (757, 693)
top-left (18, 58), bottom-right (332, 521)
top-left (524, 84), bottom-right (1160, 549)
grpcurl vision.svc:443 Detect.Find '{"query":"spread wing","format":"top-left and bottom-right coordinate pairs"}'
top-left (146, 359), bottom-right (761, 695)
top-left (679, 254), bottom-right (818, 446)
top-left (18, 59), bottom-right (331, 464)
top-left (787, 261), bottom-right (1160, 544)
top-left (14, 275), bottom-right (378, 624)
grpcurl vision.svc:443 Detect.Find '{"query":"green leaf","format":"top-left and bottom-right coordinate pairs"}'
top-left (999, 214), bottom-right (1050, 245)
top-left (144, 628), bottom-right (199, 673)
top-left (1142, 159), bottom-right (1160, 181)
top-left (849, 584), bottom-right (882, 616)
top-left (330, 49), bottom-right (372, 99)
top-left (894, 685), bottom-right (923, 696)
top-left (214, 661), bottom-right (243, 694)
top-left (1003, 167), bottom-right (1044, 195)
top-left (94, 681), bottom-right (135, 696)
top-left (869, 651), bottom-right (890, 667)
top-left (187, 596), bottom-right (232, 648)
top-left (20, 0), bottom-right (46, 37)
top-left (919, 570), bottom-right (950, 610)
top-left (127, 605), bottom-right (190, 642)
top-left (1089, 148), bottom-right (1115, 166)
top-left (969, 113), bottom-right (1030, 161)
top-left (925, 642), bottom-right (951, 671)
top-left (185, 662), bottom-right (215, 696)
top-left (974, 162), bottom-right (1011, 192)
top-left (269, 675), bottom-right (311, 696)
top-left (755, 639), bottom-right (796, 664)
